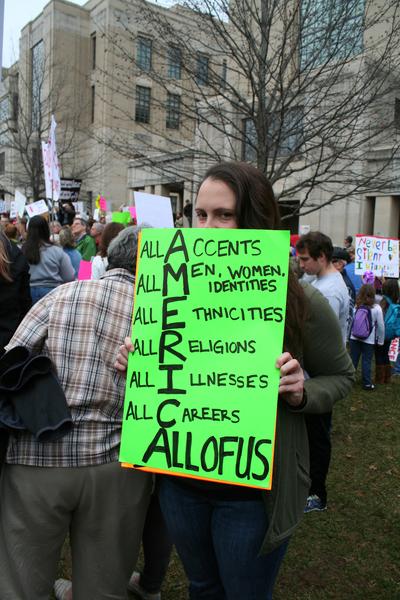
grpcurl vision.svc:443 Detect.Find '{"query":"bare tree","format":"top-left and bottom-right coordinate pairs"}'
top-left (0, 45), bottom-right (101, 202)
top-left (90, 0), bottom-right (400, 218)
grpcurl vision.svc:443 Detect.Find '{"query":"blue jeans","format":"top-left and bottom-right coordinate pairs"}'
top-left (158, 478), bottom-right (289, 600)
top-left (30, 286), bottom-right (55, 304)
top-left (349, 339), bottom-right (374, 386)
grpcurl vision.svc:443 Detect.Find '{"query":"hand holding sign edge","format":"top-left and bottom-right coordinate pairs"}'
top-left (275, 352), bottom-right (304, 408)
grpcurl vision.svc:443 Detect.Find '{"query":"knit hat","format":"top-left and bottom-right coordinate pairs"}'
top-left (332, 246), bottom-right (350, 262)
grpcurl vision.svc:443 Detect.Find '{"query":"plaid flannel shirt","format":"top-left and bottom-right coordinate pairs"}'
top-left (5, 269), bottom-right (135, 467)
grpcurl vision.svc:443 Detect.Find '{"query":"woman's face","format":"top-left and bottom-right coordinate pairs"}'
top-left (195, 178), bottom-right (238, 229)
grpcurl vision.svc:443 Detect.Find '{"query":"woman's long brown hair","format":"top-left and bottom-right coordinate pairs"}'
top-left (199, 161), bottom-right (307, 356)
top-left (98, 223), bottom-right (125, 257)
top-left (0, 234), bottom-right (12, 282)
top-left (23, 215), bottom-right (51, 265)
top-left (380, 278), bottom-right (400, 315)
top-left (355, 284), bottom-right (375, 308)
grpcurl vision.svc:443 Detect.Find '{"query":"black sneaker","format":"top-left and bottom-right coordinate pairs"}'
top-left (362, 384), bottom-right (375, 391)
top-left (304, 495), bottom-right (327, 513)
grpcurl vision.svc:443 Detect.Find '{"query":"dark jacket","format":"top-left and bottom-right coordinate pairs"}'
top-left (0, 239), bottom-right (32, 354)
top-left (0, 346), bottom-right (72, 443)
top-left (261, 283), bottom-right (355, 553)
top-left (342, 270), bottom-right (356, 305)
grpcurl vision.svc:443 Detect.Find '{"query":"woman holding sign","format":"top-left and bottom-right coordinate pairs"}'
top-left (116, 162), bottom-right (355, 599)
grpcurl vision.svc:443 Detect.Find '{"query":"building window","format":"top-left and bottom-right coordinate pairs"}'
top-left (196, 54), bottom-right (209, 86)
top-left (32, 146), bottom-right (41, 172)
top-left (221, 59), bottom-right (227, 89)
top-left (137, 37), bottom-right (152, 72)
top-left (31, 40), bottom-right (44, 129)
top-left (242, 118), bottom-right (257, 162)
top-left (91, 85), bottom-right (95, 123)
top-left (266, 107), bottom-right (304, 157)
top-left (91, 33), bottom-right (96, 70)
top-left (135, 86), bottom-right (151, 123)
top-left (12, 94), bottom-right (18, 121)
top-left (168, 46), bottom-right (182, 79)
top-left (395, 98), bottom-right (400, 129)
top-left (0, 97), bottom-right (8, 123)
top-left (242, 108), bottom-right (304, 161)
top-left (279, 200), bottom-right (300, 235)
top-left (87, 191), bottom-right (93, 212)
top-left (301, 0), bottom-right (365, 69)
top-left (166, 93), bottom-right (181, 129)
top-left (0, 153), bottom-right (5, 176)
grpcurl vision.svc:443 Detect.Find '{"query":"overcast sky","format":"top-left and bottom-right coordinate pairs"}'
top-left (2, 0), bottom-right (87, 67)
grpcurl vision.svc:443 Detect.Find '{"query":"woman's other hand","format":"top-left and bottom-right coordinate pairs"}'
top-left (276, 352), bottom-right (305, 408)
top-left (115, 337), bottom-right (134, 376)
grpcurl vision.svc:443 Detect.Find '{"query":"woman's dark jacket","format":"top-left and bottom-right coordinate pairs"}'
top-left (261, 282), bottom-right (355, 553)
top-left (0, 239), bottom-right (32, 355)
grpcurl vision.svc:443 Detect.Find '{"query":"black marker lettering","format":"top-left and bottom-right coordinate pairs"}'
top-left (157, 399), bottom-right (180, 428)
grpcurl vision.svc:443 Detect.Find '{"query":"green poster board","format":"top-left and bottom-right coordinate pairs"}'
top-left (119, 228), bottom-right (289, 490)
top-left (111, 211), bottom-right (131, 224)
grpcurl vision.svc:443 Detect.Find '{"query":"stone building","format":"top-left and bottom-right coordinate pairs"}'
top-left (0, 65), bottom-right (19, 202)
top-left (189, 0), bottom-right (400, 242)
top-left (1, 0), bottom-right (399, 242)
top-left (0, 0), bottom-right (219, 214)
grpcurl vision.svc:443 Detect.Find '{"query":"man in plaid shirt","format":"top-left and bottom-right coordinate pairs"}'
top-left (0, 226), bottom-right (152, 600)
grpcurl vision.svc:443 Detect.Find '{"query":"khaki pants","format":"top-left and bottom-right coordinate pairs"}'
top-left (0, 462), bottom-right (152, 600)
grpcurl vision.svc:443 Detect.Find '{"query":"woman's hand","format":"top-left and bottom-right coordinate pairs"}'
top-left (276, 352), bottom-right (305, 408)
top-left (115, 337), bottom-right (134, 376)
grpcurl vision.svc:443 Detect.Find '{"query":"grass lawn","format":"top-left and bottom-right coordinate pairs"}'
top-left (58, 380), bottom-right (400, 599)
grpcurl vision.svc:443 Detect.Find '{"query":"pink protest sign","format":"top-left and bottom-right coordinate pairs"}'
top-left (389, 337), bottom-right (399, 362)
top-left (78, 260), bottom-right (92, 280)
top-left (99, 196), bottom-right (107, 211)
top-left (129, 206), bottom-right (137, 219)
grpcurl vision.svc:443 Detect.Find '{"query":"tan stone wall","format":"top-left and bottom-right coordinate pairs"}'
top-left (9, 0), bottom-right (218, 208)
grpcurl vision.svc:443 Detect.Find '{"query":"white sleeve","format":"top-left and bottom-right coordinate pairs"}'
top-left (91, 256), bottom-right (105, 280)
top-left (374, 305), bottom-right (385, 345)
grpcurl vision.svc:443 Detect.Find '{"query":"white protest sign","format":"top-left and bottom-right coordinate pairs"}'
top-left (299, 224), bottom-right (310, 235)
top-left (49, 116), bottom-right (61, 201)
top-left (14, 190), bottom-right (27, 218)
top-left (389, 337), bottom-right (399, 362)
top-left (9, 202), bottom-right (17, 219)
top-left (73, 202), bottom-right (84, 215)
top-left (355, 234), bottom-right (399, 278)
top-left (26, 200), bottom-right (49, 218)
top-left (42, 141), bottom-right (53, 200)
top-left (0, 200), bottom-right (6, 213)
top-left (134, 192), bottom-right (173, 228)
top-left (41, 115), bottom-right (61, 201)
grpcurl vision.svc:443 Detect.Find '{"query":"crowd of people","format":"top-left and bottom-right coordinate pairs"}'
top-left (291, 232), bottom-right (400, 514)
top-left (0, 163), bottom-right (398, 600)
top-left (293, 233), bottom-right (400, 392)
top-left (0, 211), bottom-right (136, 305)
